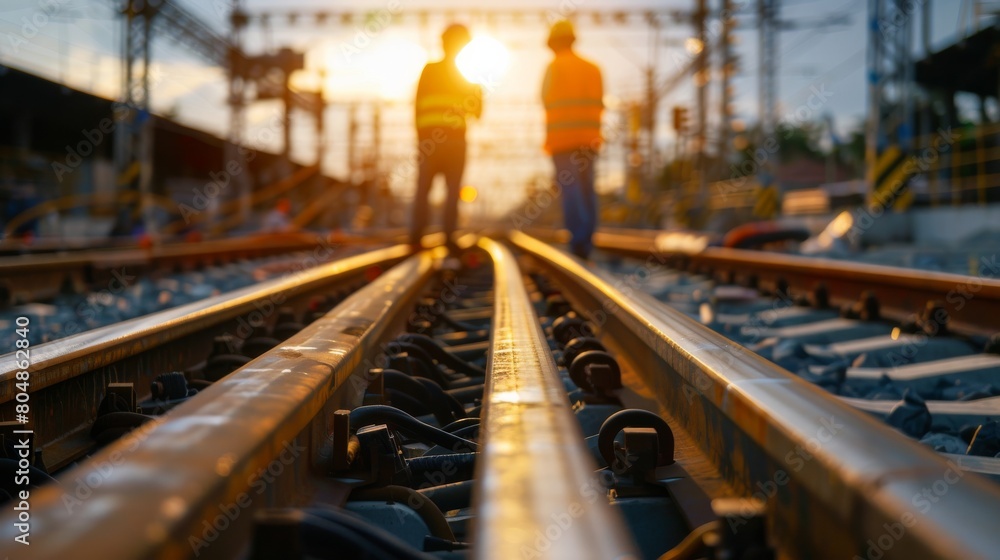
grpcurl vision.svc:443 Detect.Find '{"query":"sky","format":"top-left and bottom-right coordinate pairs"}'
top-left (0, 0), bottom-right (990, 216)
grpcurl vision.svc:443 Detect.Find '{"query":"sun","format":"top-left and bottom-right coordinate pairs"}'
top-left (456, 35), bottom-right (510, 85)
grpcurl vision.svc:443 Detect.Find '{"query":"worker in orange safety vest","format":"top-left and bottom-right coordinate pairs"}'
top-left (542, 20), bottom-right (603, 259)
top-left (411, 23), bottom-right (482, 253)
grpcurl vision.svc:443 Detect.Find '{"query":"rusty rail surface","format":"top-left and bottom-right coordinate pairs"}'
top-left (510, 230), bottom-right (1000, 560)
top-left (0, 244), bottom-right (412, 469)
top-left (0, 250), bottom-right (435, 559)
top-left (473, 238), bottom-right (638, 559)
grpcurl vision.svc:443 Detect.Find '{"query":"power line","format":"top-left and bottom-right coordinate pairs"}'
top-left (238, 7), bottom-right (693, 28)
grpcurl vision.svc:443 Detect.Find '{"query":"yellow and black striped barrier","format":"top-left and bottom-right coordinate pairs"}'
top-left (869, 144), bottom-right (915, 212)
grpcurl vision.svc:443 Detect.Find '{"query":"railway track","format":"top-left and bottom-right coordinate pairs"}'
top-left (571, 229), bottom-right (1000, 475)
top-left (0, 231), bottom-right (409, 306)
top-left (0, 233), bottom-right (998, 559)
top-left (0, 243), bottom-right (410, 471)
top-left (0, 231), bottom-right (437, 352)
top-left (581, 227), bottom-right (1000, 335)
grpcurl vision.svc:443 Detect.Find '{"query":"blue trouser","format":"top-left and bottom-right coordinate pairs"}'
top-left (552, 150), bottom-right (597, 257)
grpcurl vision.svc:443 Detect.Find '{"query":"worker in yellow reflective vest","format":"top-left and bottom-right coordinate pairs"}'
top-left (411, 24), bottom-right (483, 253)
top-left (542, 20), bottom-right (603, 259)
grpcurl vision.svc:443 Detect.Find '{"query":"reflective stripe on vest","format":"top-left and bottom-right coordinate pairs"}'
top-left (416, 93), bottom-right (472, 129)
top-left (547, 119), bottom-right (603, 131)
top-left (544, 97), bottom-right (603, 110)
top-left (544, 53), bottom-right (603, 153)
top-left (416, 62), bottom-right (478, 131)
top-left (416, 112), bottom-right (465, 129)
top-left (417, 94), bottom-right (468, 111)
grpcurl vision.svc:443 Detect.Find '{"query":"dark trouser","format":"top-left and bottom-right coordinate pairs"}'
top-left (552, 150), bottom-right (597, 258)
top-left (411, 130), bottom-right (466, 249)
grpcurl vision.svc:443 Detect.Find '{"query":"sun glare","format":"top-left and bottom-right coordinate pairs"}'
top-left (456, 35), bottom-right (510, 85)
top-left (369, 38), bottom-right (427, 100)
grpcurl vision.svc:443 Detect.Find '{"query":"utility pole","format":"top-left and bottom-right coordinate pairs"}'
top-left (865, 0), bottom-right (885, 208)
top-left (241, 48), bottom-right (304, 164)
top-left (644, 66), bottom-right (657, 192)
top-left (644, 14), bottom-right (661, 194)
top-left (228, 1), bottom-right (250, 225)
top-left (625, 103), bottom-right (643, 209)
top-left (865, 0), bottom-right (916, 208)
top-left (758, 0), bottom-right (778, 141)
top-left (315, 69), bottom-right (326, 170)
top-left (717, 0), bottom-right (734, 175)
top-left (757, 0), bottom-right (779, 197)
top-left (693, 0), bottom-right (709, 216)
top-left (694, 0), bottom-right (708, 168)
top-left (373, 103), bottom-right (382, 187)
top-left (280, 57), bottom-right (294, 162)
top-left (361, 103), bottom-right (382, 209)
top-left (685, 0), bottom-right (710, 225)
top-left (348, 104), bottom-right (358, 185)
top-left (115, 0), bottom-right (155, 240)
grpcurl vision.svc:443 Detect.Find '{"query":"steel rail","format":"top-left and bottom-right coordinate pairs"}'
top-left (473, 238), bottom-right (638, 560)
top-left (0, 230), bottom-right (423, 304)
top-left (0, 233), bottom-right (346, 302)
top-left (533, 227), bottom-right (1000, 336)
top-left (509, 230), bottom-right (1000, 560)
top-left (662, 248), bottom-right (1000, 336)
top-left (0, 237), bottom-right (133, 257)
top-left (0, 233), bottom-right (340, 270)
top-left (0, 250), bottom-right (436, 559)
top-left (0, 244), bottom-right (411, 469)
top-left (2, 233), bottom-right (410, 296)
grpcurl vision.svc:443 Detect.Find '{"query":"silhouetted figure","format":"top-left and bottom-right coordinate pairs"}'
top-left (542, 20), bottom-right (604, 259)
top-left (411, 24), bottom-right (482, 252)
